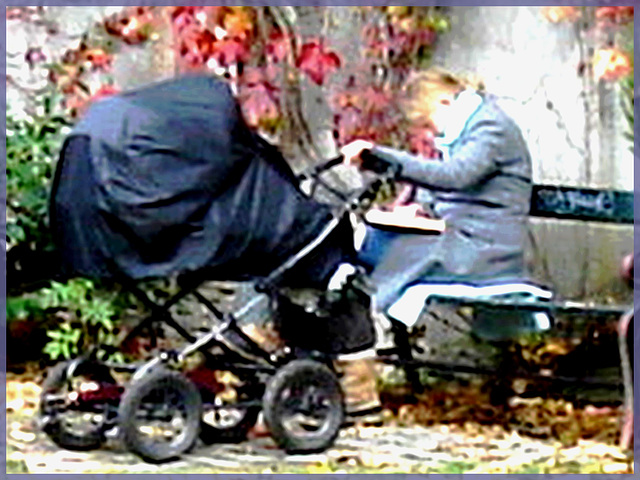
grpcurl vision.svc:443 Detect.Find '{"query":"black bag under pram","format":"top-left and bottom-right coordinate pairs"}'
top-left (42, 74), bottom-right (384, 462)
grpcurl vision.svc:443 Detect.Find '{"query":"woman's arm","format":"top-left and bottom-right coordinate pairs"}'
top-left (372, 118), bottom-right (504, 191)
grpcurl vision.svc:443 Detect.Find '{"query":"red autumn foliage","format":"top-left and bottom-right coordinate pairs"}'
top-left (596, 6), bottom-right (634, 24)
top-left (91, 84), bottom-right (119, 101)
top-left (333, 105), bottom-right (366, 143)
top-left (44, 6), bottom-right (445, 159)
top-left (363, 22), bottom-right (437, 64)
top-left (6, 6), bottom-right (42, 21)
top-left (24, 47), bottom-right (47, 68)
top-left (407, 125), bottom-right (439, 157)
top-left (592, 48), bottom-right (632, 81)
top-left (84, 49), bottom-right (112, 71)
top-left (331, 79), bottom-right (410, 147)
top-left (103, 7), bottom-right (155, 45)
top-left (237, 67), bottom-right (280, 129)
top-left (171, 6), bottom-right (198, 32)
top-left (222, 7), bottom-right (255, 40)
top-left (541, 6), bottom-right (581, 23)
top-left (211, 38), bottom-right (250, 67)
top-left (170, 7), bottom-right (254, 71)
top-left (265, 31), bottom-right (290, 63)
top-left (296, 40), bottom-right (341, 86)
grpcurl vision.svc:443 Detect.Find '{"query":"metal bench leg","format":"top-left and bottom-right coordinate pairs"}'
top-left (388, 320), bottom-right (423, 394)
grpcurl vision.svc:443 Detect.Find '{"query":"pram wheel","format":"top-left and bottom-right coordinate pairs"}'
top-left (263, 359), bottom-right (344, 454)
top-left (118, 368), bottom-right (202, 463)
top-left (40, 360), bottom-right (118, 451)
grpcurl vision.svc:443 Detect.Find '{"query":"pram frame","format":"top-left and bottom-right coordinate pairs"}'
top-left (83, 155), bottom-right (381, 378)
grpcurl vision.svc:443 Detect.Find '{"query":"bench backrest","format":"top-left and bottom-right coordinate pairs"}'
top-left (530, 185), bottom-right (633, 224)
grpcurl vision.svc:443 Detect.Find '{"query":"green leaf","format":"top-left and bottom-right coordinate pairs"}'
top-left (61, 342), bottom-right (70, 359)
top-left (50, 115), bottom-right (71, 125)
top-left (47, 330), bottom-right (62, 340)
top-left (102, 317), bottom-right (114, 330)
top-left (43, 341), bottom-right (62, 360)
top-left (6, 296), bottom-right (45, 321)
top-left (44, 95), bottom-right (52, 115)
top-left (70, 328), bottom-right (82, 344)
top-left (111, 352), bottom-right (125, 364)
top-left (6, 298), bottom-right (29, 320)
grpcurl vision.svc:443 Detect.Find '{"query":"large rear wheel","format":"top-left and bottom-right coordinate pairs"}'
top-left (118, 369), bottom-right (202, 463)
top-left (263, 359), bottom-right (344, 454)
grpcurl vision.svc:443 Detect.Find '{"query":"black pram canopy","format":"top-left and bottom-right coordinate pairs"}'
top-left (50, 75), bottom-right (336, 282)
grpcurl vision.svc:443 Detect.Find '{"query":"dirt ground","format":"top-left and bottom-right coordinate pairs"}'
top-left (6, 369), bottom-right (634, 474)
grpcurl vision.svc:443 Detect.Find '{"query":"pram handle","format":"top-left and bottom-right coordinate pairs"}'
top-left (315, 154), bottom-right (345, 175)
top-left (299, 150), bottom-right (398, 180)
top-left (297, 155), bottom-right (344, 182)
top-left (360, 149), bottom-right (400, 175)
top-left (298, 150), bottom-right (399, 204)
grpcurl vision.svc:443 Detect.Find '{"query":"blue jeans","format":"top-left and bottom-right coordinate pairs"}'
top-left (357, 226), bottom-right (402, 271)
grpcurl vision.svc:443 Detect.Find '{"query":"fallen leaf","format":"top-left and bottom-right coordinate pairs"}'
top-left (602, 462), bottom-right (632, 473)
top-left (10, 429), bottom-right (36, 443)
top-left (6, 398), bottom-right (24, 412)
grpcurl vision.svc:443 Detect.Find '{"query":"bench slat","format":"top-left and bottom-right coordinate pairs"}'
top-left (429, 295), bottom-right (631, 316)
top-left (530, 185), bottom-right (634, 224)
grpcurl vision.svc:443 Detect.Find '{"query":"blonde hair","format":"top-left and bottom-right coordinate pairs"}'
top-left (400, 67), bottom-right (485, 124)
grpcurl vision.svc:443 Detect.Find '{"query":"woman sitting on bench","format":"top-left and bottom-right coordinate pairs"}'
top-left (341, 67), bottom-right (534, 327)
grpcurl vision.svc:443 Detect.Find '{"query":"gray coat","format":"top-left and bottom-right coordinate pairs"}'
top-left (366, 94), bottom-right (533, 310)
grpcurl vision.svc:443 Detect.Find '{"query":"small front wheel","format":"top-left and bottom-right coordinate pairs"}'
top-left (118, 369), bottom-right (202, 463)
top-left (263, 359), bottom-right (344, 454)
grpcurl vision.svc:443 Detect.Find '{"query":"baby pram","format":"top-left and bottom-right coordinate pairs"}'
top-left (40, 75), bottom-right (388, 462)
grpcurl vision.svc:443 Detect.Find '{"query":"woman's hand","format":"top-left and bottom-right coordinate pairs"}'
top-left (340, 139), bottom-right (374, 168)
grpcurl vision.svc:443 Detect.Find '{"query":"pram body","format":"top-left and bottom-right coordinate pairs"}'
top-left (42, 75), bottom-right (381, 462)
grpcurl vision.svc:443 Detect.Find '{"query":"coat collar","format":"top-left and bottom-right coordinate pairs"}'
top-left (433, 89), bottom-right (483, 152)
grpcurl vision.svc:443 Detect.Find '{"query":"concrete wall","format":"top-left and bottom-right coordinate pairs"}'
top-left (433, 6), bottom-right (633, 303)
top-left (6, 6), bottom-right (174, 119)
